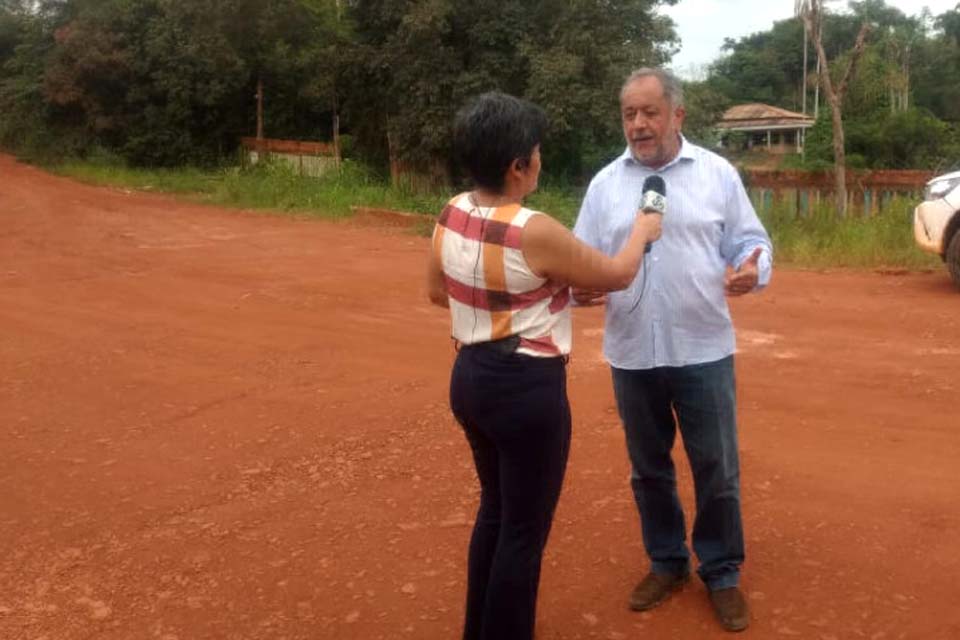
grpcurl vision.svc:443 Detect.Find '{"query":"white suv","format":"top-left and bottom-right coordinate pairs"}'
top-left (914, 170), bottom-right (960, 289)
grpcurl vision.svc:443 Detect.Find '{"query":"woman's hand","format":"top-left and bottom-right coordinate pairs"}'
top-left (637, 211), bottom-right (663, 243)
top-left (572, 288), bottom-right (607, 306)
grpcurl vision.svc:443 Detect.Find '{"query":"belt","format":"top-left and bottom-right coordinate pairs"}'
top-left (457, 334), bottom-right (521, 355)
top-left (456, 335), bottom-right (569, 364)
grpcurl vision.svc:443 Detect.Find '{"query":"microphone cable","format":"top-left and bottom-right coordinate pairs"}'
top-left (468, 194), bottom-right (486, 344)
top-left (628, 250), bottom-right (650, 314)
top-left (629, 174), bottom-right (665, 314)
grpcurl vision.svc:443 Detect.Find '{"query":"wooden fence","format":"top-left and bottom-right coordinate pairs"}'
top-left (744, 169), bottom-right (934, 216)
top-left (240, 137), bottom-right (340, 178)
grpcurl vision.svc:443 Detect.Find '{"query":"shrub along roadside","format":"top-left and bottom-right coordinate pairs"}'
top-left (50, 157), bottom-right (941, 271)
top-left (760, 199), bottom-right (941, 270)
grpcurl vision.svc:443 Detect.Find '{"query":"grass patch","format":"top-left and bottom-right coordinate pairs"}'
top-left (526, 183), bottom-right (583, 227)
top-left (759, 197), bottom-right (942, 270)
top-left (51, 156), bottom-right (939, 271)
top-left (56, 159), bottom-right (222, 195)
top-left (215, 161), bottom-right (450, 218)
top-left (55, 156), bottom-right (450, 220)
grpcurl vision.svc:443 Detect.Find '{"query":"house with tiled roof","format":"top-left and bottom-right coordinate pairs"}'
top-left (716, 103), bottom-right (816, 154)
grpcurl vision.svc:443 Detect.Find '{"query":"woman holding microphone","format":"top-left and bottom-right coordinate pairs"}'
top-left (427, 92), bottom-right (661, 640)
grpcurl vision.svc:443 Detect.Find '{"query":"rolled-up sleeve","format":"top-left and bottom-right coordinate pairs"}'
top-left (720, 165), bottom-right (773, 289)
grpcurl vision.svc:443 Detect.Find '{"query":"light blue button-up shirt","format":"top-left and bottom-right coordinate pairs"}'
top-left (573, 137), bottom-right (773, 370)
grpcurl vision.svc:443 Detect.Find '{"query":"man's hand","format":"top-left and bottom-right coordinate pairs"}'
top-left (572, 288), bottom-right (607, 306)
top-left (725, 247), bottom-right (763, 297)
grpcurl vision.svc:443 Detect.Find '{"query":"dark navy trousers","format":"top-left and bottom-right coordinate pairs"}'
top-left (450, 345), bottom-right (570, 640)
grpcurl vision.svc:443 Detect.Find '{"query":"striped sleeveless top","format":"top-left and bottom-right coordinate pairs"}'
top-left (432, 193), bottom-right (571, 358)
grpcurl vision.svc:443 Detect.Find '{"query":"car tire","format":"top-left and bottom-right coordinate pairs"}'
top-left (948, 229), bottom-right (960, 290)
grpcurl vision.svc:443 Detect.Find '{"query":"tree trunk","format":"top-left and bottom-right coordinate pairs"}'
top-left (903, 50), bottom-right (910, 111)
top-left (333, 0), bottom-right (342, 169)
top-left (256, 74), bottom-right (264, 141)
top-left (386, 119), bottom-right (399, 188)
top-left (827, 94), bottom-right (847, 215)
top-left (806, 16), bottom-right (847, 215)
top-left (801, 5), bottom-right (869, 217)
top-left (333, 97), bottom-right (341, 170)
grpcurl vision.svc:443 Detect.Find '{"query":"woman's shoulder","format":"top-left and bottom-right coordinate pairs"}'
top-left (514, 205), bottom-right (548, 225)
top-left (445, 192), bottom-right (471, 209)
top-left (519, 208), bottom-right (568, 248)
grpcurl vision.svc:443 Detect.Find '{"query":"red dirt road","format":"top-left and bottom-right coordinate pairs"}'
top-left (1, 153), bottom-right (958, 640)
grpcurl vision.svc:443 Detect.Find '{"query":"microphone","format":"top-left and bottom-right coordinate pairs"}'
top-left (640, 175), bottom-right (666, 253)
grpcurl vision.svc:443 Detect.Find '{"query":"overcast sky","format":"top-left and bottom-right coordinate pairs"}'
top-left (661, 0), bottom-right (959, 79)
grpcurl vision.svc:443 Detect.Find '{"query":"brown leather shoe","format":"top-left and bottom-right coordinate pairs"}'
top-left (708, 586), bottom-right (749, 632)
top-left (628, 570), bottom-right (690, 611)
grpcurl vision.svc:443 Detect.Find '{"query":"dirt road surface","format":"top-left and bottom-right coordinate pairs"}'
top-left (2, 153), bottom-right (958, 640)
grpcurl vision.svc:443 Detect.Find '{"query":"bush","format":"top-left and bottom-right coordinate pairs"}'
top-left (845, 153), bottom-right (867, 169)
top-left (795, 108), bottom-right (956, 171)
top-left (760, 196), bottom-right (941, 269)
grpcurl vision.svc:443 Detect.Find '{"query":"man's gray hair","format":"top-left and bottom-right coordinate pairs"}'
top-left (620, 68), bottom-right (684, 108)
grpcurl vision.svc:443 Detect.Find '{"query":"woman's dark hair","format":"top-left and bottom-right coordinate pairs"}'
top-left (453, 92), bottom-right (547, 193)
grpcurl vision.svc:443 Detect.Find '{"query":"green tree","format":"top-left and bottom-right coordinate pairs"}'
top-left (912, 5), bottom-right (960, 122)
top-left (681, 80), bottom-right (731, 148)
top-left (524, 0), bottom-right (677, 178)
top-left (0, 1), bottom-right (67, 155)
top-left (343, 0), bottom-right (677, 183)
top-left (797, 0), bottom-right (871, 215)
top-left (871, 108), bottom-right (952, 168)
top-left (8, 0), bottom-right (343, 165)
top-left (2, 0), bottom-right (679, 178)
top-left (709, 19), bottom-right (806, 111)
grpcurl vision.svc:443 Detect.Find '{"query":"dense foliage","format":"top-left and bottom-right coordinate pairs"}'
top-left (702, 0), bottom-right (960, 170)
top-left (2, 0), bottom-right (958, 175)
top-left (0, 0), bottom-right (677, 177)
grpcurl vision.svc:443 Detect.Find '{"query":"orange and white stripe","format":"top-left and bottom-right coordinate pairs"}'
top-left (433, 193), bottom-right (571, 358)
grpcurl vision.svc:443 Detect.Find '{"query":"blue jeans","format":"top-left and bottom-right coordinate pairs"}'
top-left (611, 356), bottom-right (744, 591)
